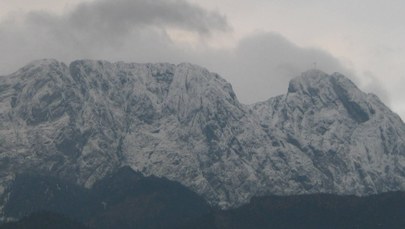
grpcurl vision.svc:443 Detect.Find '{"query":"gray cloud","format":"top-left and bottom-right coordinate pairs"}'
top-left (193, 32), bottom-right (355, 103)
top-left (360, 71), bottom-right (390, 105)
top-left (67, 0), bottom-right (230, 36)
top-left (37, 0), bottom-right (229, 48)
top-left (0, 1), bottom-right (389, 107)
top-left (0, 0), bottom-right (229, 74)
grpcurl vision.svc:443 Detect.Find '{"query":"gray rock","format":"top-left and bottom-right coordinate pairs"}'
top-left (0, 60), bottom-right (405, 213)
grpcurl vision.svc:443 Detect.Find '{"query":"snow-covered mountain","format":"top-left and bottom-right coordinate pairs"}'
top-left (0, 59), bottom-right (405, 211)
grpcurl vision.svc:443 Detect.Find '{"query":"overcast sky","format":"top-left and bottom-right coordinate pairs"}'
top-left (0, 0), bottom-right (404, 119)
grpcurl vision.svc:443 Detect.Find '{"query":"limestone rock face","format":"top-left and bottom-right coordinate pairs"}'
top-left (1, 60), bottom-right (405, 211)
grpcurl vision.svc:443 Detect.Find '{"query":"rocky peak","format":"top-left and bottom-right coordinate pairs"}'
top-left (287, 69), bottom-right (328, 93)
top-left (285, 70), bottom-right (375, 123)
top-left (165, 63), bottom-right (240, 123)
top-left (1, 61), bottom-right (405, 212)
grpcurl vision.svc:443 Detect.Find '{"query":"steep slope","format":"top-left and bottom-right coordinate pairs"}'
top-left (0, 59), bottom-right (268, 210)
top-left (1, 60), bottom-right (405, 212)
top-left (252, 70), bottom-right (405, 195)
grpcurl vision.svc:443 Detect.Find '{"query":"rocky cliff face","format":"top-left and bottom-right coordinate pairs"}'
top-left (252, 70), bottom-right (405, 196)
top-left (0, 60), bottom-right (404, 211)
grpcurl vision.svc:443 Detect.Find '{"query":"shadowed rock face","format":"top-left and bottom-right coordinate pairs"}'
top-left (1, 60), bottom-right (405, 211)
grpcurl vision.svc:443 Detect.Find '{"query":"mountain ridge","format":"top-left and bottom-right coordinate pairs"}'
top-left (0, 59), bottom-right (405, 210)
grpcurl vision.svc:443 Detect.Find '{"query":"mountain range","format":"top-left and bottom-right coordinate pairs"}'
top-left (0, 59), bottom-right (405, 215)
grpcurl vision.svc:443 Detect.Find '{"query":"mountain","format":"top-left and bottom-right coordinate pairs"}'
top-left (2, 167), bottom-right (405, 229)
top-left (0, 212), bottom-right (89, 229)
top-left (183, 192), bottom-right (405, 229)
top-left (0, 59), bottom-right (405, 212)
top-left (1, 167), bottom-right (210, 228)
top-left (252, 70), bottom-right (405, 195)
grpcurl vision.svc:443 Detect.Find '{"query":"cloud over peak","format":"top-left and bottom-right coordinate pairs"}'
top-left (0, 0), bottom-right (230, 75)
top-left (0, 0), bottom-right (390, 113)
top-left (67, 0), bottom-right (230, 36)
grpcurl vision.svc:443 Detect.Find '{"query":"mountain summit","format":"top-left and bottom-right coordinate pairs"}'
top-left (0, 60), bottom-right (405, 211)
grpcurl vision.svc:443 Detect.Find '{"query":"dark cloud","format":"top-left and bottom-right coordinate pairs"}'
top-left (0, 0), bottom-right (229, 74)
top-left (20, 0), bottom-right (230, 45)
top-left (67, 0), bottom-right (230, 36)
